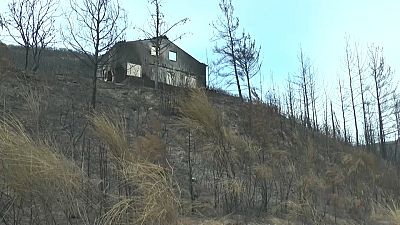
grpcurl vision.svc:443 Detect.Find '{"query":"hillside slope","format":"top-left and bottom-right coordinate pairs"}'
top-left (0, 54), bottom-right (400, 225)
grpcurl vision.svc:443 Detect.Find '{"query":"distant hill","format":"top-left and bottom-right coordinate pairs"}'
top-left (7, 44), bottom-right (92, 76)
top-left (0, 42), bottom-right (15, 72)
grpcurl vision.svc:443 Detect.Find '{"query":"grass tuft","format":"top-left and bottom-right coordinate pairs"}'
top-left (179, 89), bottom-right (225, 141)
top-left (135, 134), bottom-right (166, 163)
top-left (91, 112), bottom-right (180, 225)
top-left (0, 116), bottom-right (84, 198)
top-left (100, 161), bottom-right (180, 225)
top-left (124, 161), bottom-right (180, 225)
top-left (342, 150), bottom-right (379, 177)
top-left (89, 112), bottom-right (132, 163)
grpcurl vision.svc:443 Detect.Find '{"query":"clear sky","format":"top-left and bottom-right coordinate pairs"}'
top-left (1, 0), bottom-right (399, 93)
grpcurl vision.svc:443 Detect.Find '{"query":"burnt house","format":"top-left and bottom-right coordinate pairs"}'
top-left (99, 36), bottom-right (206, 88)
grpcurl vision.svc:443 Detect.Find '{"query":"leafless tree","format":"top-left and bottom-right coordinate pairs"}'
top-left (309, 68), bottom-right (318, 131)
top-left (139, 0), bottom-right (188, 89)
top-left (235, 31), bottom-right (261, 103)
top-left (0, 14), bottom-right (4, 30)
top-left (393, 95), bottom-right (400, 160)
top-left (295, 49), bottom-right (312, 128)
top-left (323, 91), bottom-right (328, 136)
top-left (344, 38), bottom-right (359, 145)
top-left (355, 43), bottom-right (371, 147)
top-left (212, 0), bottom-right (243, 100)
top-left (338, 78), bottom-right (348, 142)
top-left (2, 0), bottom-right (57, 72)
top-left (331, 100), bottom-right (336, 139)
top-left (286, 75), bottom-right (295, 121)
top-left (64, 0), bottom-right (126, 109)
top-left (369, 45), bottom-right (396, 159)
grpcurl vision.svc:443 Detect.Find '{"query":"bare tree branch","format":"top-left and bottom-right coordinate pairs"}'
top-left (137, 0), bottom-right (189, 89)
top-left (235, 31), bottom-right (261, 102)
top-left (212, 0), bottom-right (243, 100)
top-left (63, 0), bottom-right (126, 109)
top-left (2, 0), bottom-right (58, 72)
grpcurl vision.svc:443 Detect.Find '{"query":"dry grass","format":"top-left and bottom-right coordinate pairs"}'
top-left (342, 150), bottom-right (379, 177)
top-left (22, 86), bottom-right (46, 120)
top-left (124, 162), bottom-right (179, 225)
top-left (268, 217), bottom-right (295, 225)
top-left (198, 220), bottom-right (224, 225)
top-left (89, 111), bottom-right (132, 163)
top-left (254, 165), bottom-right (273, 180)
top-left (100, 162), bottom-right (180, 225)
top-left (90, 112), bottom-right (167, 164)
top-left (100, 197), bottom-right (136, 225)
top-left (135, 134), bottom-right (166, 163)
top-left (0, 116), bottom-right (84, 198)
top-left (179, 89), bottom-right (225, 141)
top-left (91, 112), bottom-right (180, 225)
top-left (179, 89), bottom-right (241, 177)
top-left (325, 167), bottom-right (345, 186)
top-left (220, 177), bottom-right (243, 198)
top-left (371, 201), bottom-right (400, 225)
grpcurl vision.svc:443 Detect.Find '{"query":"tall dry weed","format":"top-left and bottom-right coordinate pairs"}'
top-left (123, 162), bottom-right (179, 225)
top-left (0, 116), bottom-right (85, 198)
top-left (91, 112), bottom-right (180, 225)
top-left (371, 201), bottom-right (400, 224)
top-left (342, 150), bottom-right (379, 178)
top-left (179, 89), bottom-right (225, 141)
top-left (135, 134), bottom-right (166, 163)
top-left (89, 112), bottom-right (132, 163)
top-left (100, 159), bottom-right (180, 225)
top-left (21, 85), bottom-right (48, 134)
top-left (179, 89), bottom-right (240, 176)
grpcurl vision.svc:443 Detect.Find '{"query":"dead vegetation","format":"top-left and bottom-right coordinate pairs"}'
top-left (0, 43), bottom-right (16, 73)
top-left (0, 116), bottom-right (85, 197)
top-left (91, 112), bottom-right (180, 225)
top-left (1, 71), bottom-right (400, 225)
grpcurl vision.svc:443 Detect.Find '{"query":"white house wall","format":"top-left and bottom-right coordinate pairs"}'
top-left (155, 67), bottom-right (197, 88)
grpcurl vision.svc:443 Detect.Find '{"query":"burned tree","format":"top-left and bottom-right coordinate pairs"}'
top-left (2, 0), bottom-right (57, 72)
top-left (331, 100), bottom-right (336, 139)
top-left (286, 76), bottom-right (295, 121)
top-left (295, 49), bottom-right (312, 128)
top-left (140, 0), bottom-right (188, 89)
top-left (344, 38), bottom-right (359, 146)
top-left (64, 0), bottom-right (126, 108)
top-left (394, 95), bottom-right (400, 160)
top-left (338, 78), bottom-right (348, 142)
top-left (235, 31), bottom-right (261, 103)
top-left (212, 0), bottom-right (243, 100)
top-left (309, 68), bottom-right (318, 131)
top-left (355, 44), bottom-right (371, 147)
top-left (369, 45), bottom-right (396, 159)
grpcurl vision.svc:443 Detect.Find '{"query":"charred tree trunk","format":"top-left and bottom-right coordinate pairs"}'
top-left (339, 79), bottom-right (347, 142)
top-left (345, 41), bottom-right (359, 145)
top-left (355, 45), bottom-right (369, 147)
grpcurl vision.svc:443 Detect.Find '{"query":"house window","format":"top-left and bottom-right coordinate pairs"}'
top-left (151, 46), bottom-right (156, 56)
top-left (127, 63), bottom-right (141, 77)
top-left (169, 51), bottom-right (177, 61)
